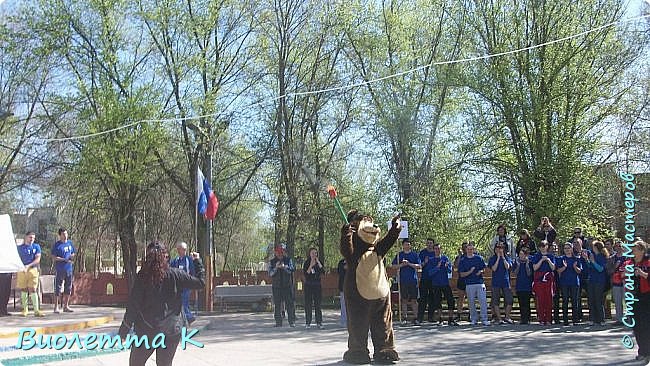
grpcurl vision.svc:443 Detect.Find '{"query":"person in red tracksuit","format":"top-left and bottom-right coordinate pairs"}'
top-left (532, 240), bottom-right (556, 325)
top-left (625, 240), bottom-right (650, 363)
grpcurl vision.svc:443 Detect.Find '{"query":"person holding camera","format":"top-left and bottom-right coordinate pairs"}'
top-left (119, 241), bottom-right (205, 366)
top-left (533, 217), bottom-right (557, 245)
top-left (303, 247), bottom-right (324, 329)
top-left (585, 240), bottom-right (609, 326)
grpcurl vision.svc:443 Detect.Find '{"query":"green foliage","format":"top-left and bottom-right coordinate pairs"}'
top-left (464, 0), bottom-right (647, 237)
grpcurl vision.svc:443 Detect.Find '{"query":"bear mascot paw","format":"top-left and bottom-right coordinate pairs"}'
top-left (340, 209), bottom-right (402, 364)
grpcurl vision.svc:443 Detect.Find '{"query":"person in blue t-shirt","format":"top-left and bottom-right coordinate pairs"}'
top-left (170, 242), bottom-right (196, 325)
top-left (572, 237), bottom-right (590, 322)
top-left (417, 239), bottom-right (437, 323)
top-left (458, 243), bottom-right (489, 326)
top-left (453, 242), bottom-right (469, 321)
top-left (512, 248), bottom-right (533, 324)
top-left (392, 239), bottom-right (421, 325)
top-left (556, 242), bottom-right (582, 325)
top-left (16, 232), bottom-right (45, 317)
top-left (51, 228), bottom-right (76, 314)
top-left (488, 243), bottom-right (513, 324)
top-left (585, 240), bottom-right (609, 326)
top-left (428, 243), bottom-right (457, 326)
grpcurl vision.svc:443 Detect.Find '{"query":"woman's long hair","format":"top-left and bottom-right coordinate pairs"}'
top-left (592, 240), bottom-right (610, 258)
top-left (140, 241), bottom-right (170, 286)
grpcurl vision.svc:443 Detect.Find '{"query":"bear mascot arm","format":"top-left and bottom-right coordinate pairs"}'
top-left (375, 214), bottom-right (401, 257)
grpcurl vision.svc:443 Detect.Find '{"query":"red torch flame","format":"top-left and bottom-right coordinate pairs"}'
top-left (327, 185), bottom-right (337, 198)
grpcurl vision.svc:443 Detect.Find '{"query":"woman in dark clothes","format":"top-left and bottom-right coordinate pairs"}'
top-left (303, 247), bottom-right (325, 328)
top-left (119, 241), bottom-right (205, 366)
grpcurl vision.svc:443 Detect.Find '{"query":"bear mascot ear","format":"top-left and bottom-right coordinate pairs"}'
top-left (347, 209), bottom-right (360, 225)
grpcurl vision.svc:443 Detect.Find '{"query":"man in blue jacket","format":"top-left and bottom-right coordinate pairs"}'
top-left (170, 242), bottom-right (196, 324)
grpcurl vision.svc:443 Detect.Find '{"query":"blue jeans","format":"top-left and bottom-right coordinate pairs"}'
top-left (181, 289), bottom-right (194, 321)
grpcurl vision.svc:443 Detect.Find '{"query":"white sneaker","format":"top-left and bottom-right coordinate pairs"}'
top-left (317, 324), bottom-right (323, 329)
top-left (305, 324), bottom-right (311, 329)
top-left (482, 321), bottom-right (491, 326)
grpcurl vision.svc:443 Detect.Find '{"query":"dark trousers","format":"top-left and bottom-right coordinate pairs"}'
top-left (561, 285), bottom-right (580, 324)
top-left (553, 290), bottom-right (560, 323)
top-left (0, 273), bottom-right (11, 314)
top-left (517, 291), bottom-right (532, 324)
top-left (578, 280), bottom-right (588, 321)
top-left (587, 281), bottom-right (605, 324)
top-left (128, 333), bottom-right (181, 366)
top-left (417, 281), bottom-right (435, 322)
top-left (273, 286), bottom-right (295, 325)
top-left (432, 285), bottom-right (455, 318)
top-left (304, 284), bottom-right (322, 325)
top-left (633, 293), bottom-right (650, 357)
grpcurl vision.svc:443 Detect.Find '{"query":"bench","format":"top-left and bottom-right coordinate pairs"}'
top-left (214, 285), bottom-right (273, 312)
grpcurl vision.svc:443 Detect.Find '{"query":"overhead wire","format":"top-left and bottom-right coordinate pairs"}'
top-left (36, 13), bottom-right (650, 143)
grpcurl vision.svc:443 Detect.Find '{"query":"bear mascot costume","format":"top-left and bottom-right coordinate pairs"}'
top-left (340, 209), bottom-right (401, 364)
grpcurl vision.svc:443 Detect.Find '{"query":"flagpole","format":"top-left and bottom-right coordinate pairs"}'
top-left (205, 154), bottom-right (214, 312)
top-left (194, 165), bottom-right (199, 266)
top-left (194, 166), bottom-right (200, 316)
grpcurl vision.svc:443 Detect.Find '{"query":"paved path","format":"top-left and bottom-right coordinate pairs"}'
top-left (0, 308), bottom-right (647, 365)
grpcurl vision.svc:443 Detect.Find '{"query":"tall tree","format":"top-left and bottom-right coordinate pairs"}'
top-left (464, 0), bottom-right (648, 233)
top-left (342, 0), bottom-right (468, 205)
top-left (257, 0), bottom-right (353, 256)
top-left (28, 0), bottom-right (166, 286)
top-left (137, 0), bottom-right (268, 263)
top-left (0, 21), bottom-right (54, 195)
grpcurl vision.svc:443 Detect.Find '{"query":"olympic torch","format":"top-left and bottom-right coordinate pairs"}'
top-left (327, 185), bottom-right (348, 224)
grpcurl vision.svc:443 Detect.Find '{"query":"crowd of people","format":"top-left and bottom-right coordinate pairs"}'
top-left (265, 218), bottom-right (649, 362)
top-left (388, 217), bottom-right (649, 363)
top-left (0, 222), bottom-right (646, 364)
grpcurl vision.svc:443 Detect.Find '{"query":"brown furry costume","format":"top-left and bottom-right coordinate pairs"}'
top-left (340, 210), bottom-right (401, 364)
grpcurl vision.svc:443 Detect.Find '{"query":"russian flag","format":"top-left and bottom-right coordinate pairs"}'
top-left (197, 167), bottom-right (219, 220)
